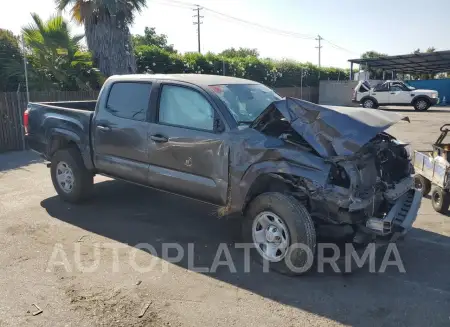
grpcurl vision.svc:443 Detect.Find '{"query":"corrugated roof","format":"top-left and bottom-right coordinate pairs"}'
top-left (349, 50), bottom-right (450, 74)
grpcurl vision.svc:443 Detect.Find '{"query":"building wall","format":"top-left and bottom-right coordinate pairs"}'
top-left (407, 79), bottom-right (450, 106)
top-left (275, 86), bottom-right (319, 103)
top-left (318, 80), bottom-right (359, 106)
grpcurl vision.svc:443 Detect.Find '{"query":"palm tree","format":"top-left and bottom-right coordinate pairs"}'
top-left (55, 0), bottom-right (147, 76)
top-left (23, 13), bottom-right (100, 90)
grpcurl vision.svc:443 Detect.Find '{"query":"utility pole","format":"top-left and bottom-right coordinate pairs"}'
top-left (193, 5), bottom-right (203, 53)
top-left (315, 35), bottom-right (322, 68)
top-left (21, 34), bottom-right (29, 104)
top-left (315, 35), bottom-right (322, 79)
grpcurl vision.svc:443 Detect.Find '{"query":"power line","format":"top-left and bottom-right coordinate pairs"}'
top-left (193, 5), bottom-right (203, 53)
top-left (151, 0), bottom-right (315, 40)
top-left (151, 0), bottom-right (195, 9)
top-left (204, 8), bottom-right (316, 40)
top-left (322, 38), bottom-right (358, 55)
top-left (149, 0), bottom-right (360, 62)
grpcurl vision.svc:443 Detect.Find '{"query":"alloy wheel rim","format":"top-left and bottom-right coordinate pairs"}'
top-left (418, 100), bottom-right (427, 110)
top-left (364, 100), bottom-right (373, 108)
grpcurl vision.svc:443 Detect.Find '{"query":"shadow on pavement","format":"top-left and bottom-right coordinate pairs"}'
top-left (378, 107), bottom-right (449, 113)
top-left (0, 150), bottom-right (43, 172)
top-left (41, 179), bottom-right (450, 327)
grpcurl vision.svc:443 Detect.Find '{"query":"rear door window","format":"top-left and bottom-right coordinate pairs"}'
top-left (106, 82), bottom-right (152, 121)
top-left (374, 83), bottom-right (389, 92)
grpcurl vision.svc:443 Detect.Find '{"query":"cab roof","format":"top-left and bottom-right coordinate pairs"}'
top-left (106, 74), bottom-right (259, 86)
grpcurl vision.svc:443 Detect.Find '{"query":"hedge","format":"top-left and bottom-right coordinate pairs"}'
top-left (134, 45), bottom-right (349, 87)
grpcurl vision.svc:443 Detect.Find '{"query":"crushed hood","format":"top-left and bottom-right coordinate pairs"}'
top-left (251, 97), bottom-right (409, 157)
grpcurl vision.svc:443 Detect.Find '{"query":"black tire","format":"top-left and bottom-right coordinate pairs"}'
top-left (413, 98), bottom-right (430, 111)
top-left (242, 192), bottom-right (316, 275)
top-left (431, 186), bottom-right (450, 213)
top-left (362, 98), bottom-right (377, 109)
top-left (414, 174), bottom-right (431, 196)
top-left (50, 147), bottom-right (93, 203)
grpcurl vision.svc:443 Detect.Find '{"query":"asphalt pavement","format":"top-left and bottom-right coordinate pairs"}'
top-left (0, 106), bottom-right (449, 327)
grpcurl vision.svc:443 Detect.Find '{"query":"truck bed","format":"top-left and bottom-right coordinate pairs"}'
top-left (37, 100), bottom-right (97, 111)
top-left (413, 150), bottom-right (449, 189)
top-left (26, 101), bottom-right (95, 159)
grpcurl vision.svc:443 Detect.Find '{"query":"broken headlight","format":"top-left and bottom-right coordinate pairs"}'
top-left (328, 165), bottom-right (350, 188)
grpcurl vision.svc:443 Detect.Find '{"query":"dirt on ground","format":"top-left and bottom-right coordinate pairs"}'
top-left (1, 106), bottom-right (450, 327)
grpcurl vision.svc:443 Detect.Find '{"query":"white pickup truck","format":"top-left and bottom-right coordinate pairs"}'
top-left (353, 80), bottom-right (439, 111)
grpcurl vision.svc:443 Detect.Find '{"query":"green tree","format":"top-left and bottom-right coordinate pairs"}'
top-left (133, 27), bottom-right (176, 53)
top-left (56, 0), bottom-right (147, 76)
top-left (220, 47), bottom-right (259, 58)
top-left (0, 29), bottom-right (24, 91)
top-left (360, 51), bottom-right (388, 79)
top-left (23, 13), bottom-right (101, 90)
top-left (413, 47), bottom-right (435, 54)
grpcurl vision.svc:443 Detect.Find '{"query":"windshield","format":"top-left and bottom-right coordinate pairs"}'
top-left (393, 81), bottom-right (416, 91)
top-left (403, 82), bottom-right (416, 90)
top-left (209, 83), bottom-right (282, 123)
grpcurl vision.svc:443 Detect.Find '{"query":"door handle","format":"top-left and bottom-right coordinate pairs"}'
top-left (150, 134), bottom-right (168, 143)
top-left (97, 125), bottom-right (111, 132)
top-left (390, 92), bottom-right (396, 94)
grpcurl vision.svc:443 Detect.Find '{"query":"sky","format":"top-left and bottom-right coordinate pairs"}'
top-left (1, 0), bottom-right (450, 69)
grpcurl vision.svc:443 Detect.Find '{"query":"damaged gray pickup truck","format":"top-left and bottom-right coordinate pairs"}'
top-left (25, 74), bottom-right (421, 275)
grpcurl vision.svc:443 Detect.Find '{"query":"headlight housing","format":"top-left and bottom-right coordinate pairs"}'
top-left (431, 93), bottom-right (438, 98)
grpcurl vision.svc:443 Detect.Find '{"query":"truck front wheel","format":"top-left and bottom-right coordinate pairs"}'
top-left (50, 148), bottom-right (93, 203)
top-left (414, 98), bottom-right (430, 111)
top-left (242, 192), bottom-right (316, 275)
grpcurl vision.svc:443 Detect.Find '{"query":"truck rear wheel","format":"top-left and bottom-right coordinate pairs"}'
top-left (414, 174), bottom-right (431, 196)
top-left (50, 148), bottom-right (93, 203)
top-left (242, 192), bottom-right (316, 275)
top-left (431, 186), bottom-right (450, 213)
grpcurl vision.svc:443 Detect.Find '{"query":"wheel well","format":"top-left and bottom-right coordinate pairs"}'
top-left (48, 136), bottom-right (78, 158)
top-left (412, 96), bottom-right (430, 104)
top-left (243, 173), bottom-right (308, 214)
top-left (361, 96), bottom-right (377, 105)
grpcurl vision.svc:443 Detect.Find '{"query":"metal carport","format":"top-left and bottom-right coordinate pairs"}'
top-left (348, 50), bottom-right (450, 79)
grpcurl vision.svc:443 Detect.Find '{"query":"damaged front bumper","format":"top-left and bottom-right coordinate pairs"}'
top-left (364, 189), bottom-right (422, 242)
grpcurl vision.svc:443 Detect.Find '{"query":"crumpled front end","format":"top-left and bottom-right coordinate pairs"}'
top-left (320, 133), bottom-right (420, 242)
top-left (245, 97), bottom-right (419, 242)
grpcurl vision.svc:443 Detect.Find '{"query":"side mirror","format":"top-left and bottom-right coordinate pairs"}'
top-left (214, 118), bottom-right (225, 133)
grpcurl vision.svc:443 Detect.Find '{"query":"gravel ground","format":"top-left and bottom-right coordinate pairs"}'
top-left (1, 106), bottom-right (450, 327)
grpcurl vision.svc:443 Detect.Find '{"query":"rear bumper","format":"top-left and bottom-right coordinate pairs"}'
top-left (25, 134), bottom-right (49, 159)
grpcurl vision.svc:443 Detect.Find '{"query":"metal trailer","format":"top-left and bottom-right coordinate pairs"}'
top-left (413, 124), bottom-right (450, 213)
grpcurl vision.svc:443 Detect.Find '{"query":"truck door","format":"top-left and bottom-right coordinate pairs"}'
top-left (92, 81), bottom-right (154, 185)
top-left (372, 82), bottom-right (390, 104)
top-left (146, 82), bottom-right (229, 205)
top-left (389, 84), bottom-right (412, 104)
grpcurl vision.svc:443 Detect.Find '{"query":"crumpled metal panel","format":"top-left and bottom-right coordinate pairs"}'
top-left (253, 97), bottom-right (409, 157)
